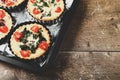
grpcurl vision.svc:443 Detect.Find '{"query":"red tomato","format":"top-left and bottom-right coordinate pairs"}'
top-left (30, 25), bottom-right (39, 33)
top-left (56, 0), bottom-right (60, 2)
top-left (33, 8), bottom-right (41, 14)
top-left (0, 26), bottom-right (8, 33)
top-left (13, 32), bottom-right (23, 41)
top-left (0, 10), bottom-right (5, 19)
top-left (30, 0), bottom-right (36, 3)
top-left (20, 50), bottom-right (31, 57)
top-left (55, 7), bottom-right (62, 13)
top-left (38, 41), bottom-right (49, 50)
top-left (6, 1), bottom-right (14, 6)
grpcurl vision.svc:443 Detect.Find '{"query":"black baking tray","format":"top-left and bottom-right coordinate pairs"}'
top-left (0, 0), bottom-right (79, 73)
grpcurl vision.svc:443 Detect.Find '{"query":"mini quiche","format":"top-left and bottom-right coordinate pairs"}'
top-left (10, 23), bottom-right (51, 59)
top-left (0, 8), bottom-right (13, 40)
top-left (0, 0), bottom-right (25, 8)
top-left (27, 0), bottom-right (64, 21)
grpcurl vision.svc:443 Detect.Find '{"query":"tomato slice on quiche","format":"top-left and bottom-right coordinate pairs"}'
top-left (10, 23), bottom-right (51, 59)
top-left (38, 41), bottom-right (49, 50)
top-left (0, 10), bottom-right (5, 19)
top-left (0, 26), bottom-right (8, 33)
top-left (20, 50), bottom-right (31, 57)
top-left (27, 0), bottom-right (64, 21)
top-left (0, 0), bottom-right (25, 8)
top-left (13, 32), bottom-right (23, 41)
top-left (0, 8), bottom-right (13, 40)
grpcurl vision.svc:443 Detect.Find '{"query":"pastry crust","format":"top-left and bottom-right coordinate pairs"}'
top-left (0, 8), bottom-right (13, 40)
top-left (10, 23), bottom-right (51, 59)
top-left (0, 0), bottom-right (25, 8)
top-left (27, 0), bottom-right (64, 21)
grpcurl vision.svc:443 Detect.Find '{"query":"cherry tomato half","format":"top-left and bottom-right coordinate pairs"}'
top-left (0, 10), bottom-right (5, 19)
top-left (20, 50), bottom-right (31, 57)
top-left (6, 1), bottom-right (14, 6)
top-left (30, 25), bottom-right (39, 33)
top-left (56, 0), bottom-right (60, 2)
top-left (55, 7), bottom-right (62, 13)
top-left (30, 0), bottom-right (36, 3)
top-left (38, 41), bottom-right (49, 50)
top-left (0, 26), bottom-right (8, 33)
top-left (13, 32), bottom-right (23, 41)
top-left (33, 8), bottom-right (41, 14)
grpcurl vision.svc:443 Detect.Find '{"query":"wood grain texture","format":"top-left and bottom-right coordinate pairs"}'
top-left (60, 0), bottom-right (120, 51)
top-left (0, 52), bottom-right (120, 80)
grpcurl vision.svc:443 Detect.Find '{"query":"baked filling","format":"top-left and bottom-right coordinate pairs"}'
top-left (0, 9), bottom-right (13, 39)
top-left (0, 0), bottom-right (25, 7)
top-left (27, 0), bottom-right (64, 21)
top-left (10, 23), bottom-right (51, 59)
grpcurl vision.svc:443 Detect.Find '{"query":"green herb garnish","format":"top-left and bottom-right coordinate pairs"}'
top-left (51, 0), bottom-right (55, 3)
top-left (19, 28), bottom-right (46, 53)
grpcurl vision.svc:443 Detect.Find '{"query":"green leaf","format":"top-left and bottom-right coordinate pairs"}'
top-left (43, 2), bottom-right (49, 7)
top-left (20, 45), bottom-right (30, 50)
top-left (51, 0), bottom-right (55, 3)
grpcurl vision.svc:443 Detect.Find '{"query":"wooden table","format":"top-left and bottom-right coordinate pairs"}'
top-left (0, 0), bottom-right (120, 80)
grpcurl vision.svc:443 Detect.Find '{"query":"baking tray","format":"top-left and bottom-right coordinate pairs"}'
top-left (0, 0), bottom-right (79, 73)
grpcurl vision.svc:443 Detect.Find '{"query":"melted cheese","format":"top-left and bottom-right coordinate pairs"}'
top-left (26, 34), bottom-right (39, 46)
top-left (0, 0), bottom-right (24, 7)
top-left (10, 23), bottom-right (51, 59)
top-left (0, 9), bottom-right (13, 39)
top-left (27, 0), bottom-right (64, 21)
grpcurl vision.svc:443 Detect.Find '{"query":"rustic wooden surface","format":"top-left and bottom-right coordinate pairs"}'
top-left (0, 0), bottom-right (120, 80)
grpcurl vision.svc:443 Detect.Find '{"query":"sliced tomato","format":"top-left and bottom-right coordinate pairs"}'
top-left (0, 10), bottom-right (5, 19)
top-left (30, 0), bottom-right (36, 3)
top-left (30, 25), bottom-right (39, 33)
top-left (56, 0), bottom-right (60, 2)
top-left (33, 8), bottom-right (41, 14)
top-left (55, 7), bottom-right (62, 13)
top-left (0, 26), bottom-right (8, 33)
top-left (38, 41), bottom-right (49, 50)
top-left (20, 50), bottom-right (31, 57)
top-left (13, 32), bottom-right (23, 41)
top-left (6, 1), bottom-right (14, 6)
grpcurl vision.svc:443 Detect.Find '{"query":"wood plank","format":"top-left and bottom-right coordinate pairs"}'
top-left (60, 0), bottom-right (120, 51)
top-left (0, 52), bottom-right (119, 80)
